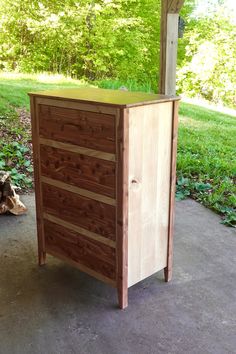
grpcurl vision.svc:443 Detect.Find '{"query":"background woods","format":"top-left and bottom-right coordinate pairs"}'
top-left (1, 0), bottom-right (235, 108)
top-left (0, 0), bottom-right (235, 226)
top-left (0, 0), bottom-right (163, 87)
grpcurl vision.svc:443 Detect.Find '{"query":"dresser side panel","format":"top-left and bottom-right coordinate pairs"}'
top-left (128, 102), bottom-right (173, 287)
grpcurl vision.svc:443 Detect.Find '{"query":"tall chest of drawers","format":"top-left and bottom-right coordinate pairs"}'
top-left (29, 88), bottom-right (179, 309)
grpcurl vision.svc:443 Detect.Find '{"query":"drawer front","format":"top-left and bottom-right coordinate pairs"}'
top-left (44, 219), bottom-right (116, 281)
top-left (38, 105), bottom-right (116, 153)
top-left (42, 183), bottom-right (116, 241)
top-left (40, 145), bottom-right (116, 198)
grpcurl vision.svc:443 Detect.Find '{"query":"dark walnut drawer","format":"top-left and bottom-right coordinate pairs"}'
top-left (40, 145), bottom-right (116, 198)
top-left (38, 105), bottom-right (116, 153)
top-left (44, 219), bottom-right (116, 281)
top-left (42, 183), bottom-right (116, 241)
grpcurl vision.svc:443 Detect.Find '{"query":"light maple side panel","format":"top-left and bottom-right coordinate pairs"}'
top-left (128, 102), bottom-right (173, 287)
top-left (116, 108), bottom-right (129, 309)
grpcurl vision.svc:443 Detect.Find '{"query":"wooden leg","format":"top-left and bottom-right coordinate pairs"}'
top-left (164, 266), bottom-right (172, 282)
top-left (38, 251), bottom-right (46, 266)
top-left (164, 102), bottom-right (178, 283)
top-left (117, 286), bottom-right (128, 309)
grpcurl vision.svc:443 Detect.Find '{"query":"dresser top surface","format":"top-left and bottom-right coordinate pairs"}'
top-left (29, 87), bottom-right (180, 108)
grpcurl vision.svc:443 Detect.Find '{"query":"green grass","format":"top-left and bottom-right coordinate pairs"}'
top-left (0, 72), bottom-right (89, 114)
top-left (0, 73), bottom-right (88, 189)
top-left (177, 103), bottom-right (236, 226)
top-left (0, 73), bottom-right (235, 226)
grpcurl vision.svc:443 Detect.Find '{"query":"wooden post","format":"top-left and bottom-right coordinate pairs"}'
top-left (159, 0), bottom-right (185, 95)
top-left (159, 1), bottom-right (184, 282)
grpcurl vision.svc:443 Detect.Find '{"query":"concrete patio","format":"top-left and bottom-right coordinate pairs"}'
top-left (0, 194), bottom-right (235, 354)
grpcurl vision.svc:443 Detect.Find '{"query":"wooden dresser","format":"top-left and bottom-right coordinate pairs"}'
top-left (29, 88), bottom-right (179, 309)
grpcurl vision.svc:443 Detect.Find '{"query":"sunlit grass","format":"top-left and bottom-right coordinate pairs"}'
top-left (0, 72), bottom-right (88, 113)
top-left (0, 72), bottom-right (83, 83)
top-left (178, 103), bottom-right (236, 225)
top-left (0, 73), bottom-right (235, 225)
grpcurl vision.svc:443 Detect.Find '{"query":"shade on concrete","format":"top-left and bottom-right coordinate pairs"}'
top-left (0, 194), bottom-right (235, 354)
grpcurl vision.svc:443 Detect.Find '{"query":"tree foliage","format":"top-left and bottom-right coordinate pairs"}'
top-left (177, 3), bottom-right (236, 108)
top-left (0, 0), bottom-right (161, 88)
top-left (0, 0), bottom-right (235, 107)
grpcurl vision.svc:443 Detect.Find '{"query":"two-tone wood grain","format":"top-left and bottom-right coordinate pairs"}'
top-left (42, 183), bottom-right (116, 241)
top-left (39, 138), bottom-right (115, 162)
top-left (30, 97), bottom-right (46, 266)
top-left (116, 109), bottom-right (129, 309)
top-left (29, 88), bottom-right (180, 309)
top-left (44, 219), bottom-right (116, 281)
top-left (34, 99), bottom-right (118, 288)
top-left (40, 144), bottom-right (116, 198)
top-left (39, 105), bottom-right (116, 153)
top-left (164, 100), bottom-right (179, 282)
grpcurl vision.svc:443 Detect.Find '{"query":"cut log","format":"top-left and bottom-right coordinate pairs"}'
top-left (0, 171), bottom-right (27, 215)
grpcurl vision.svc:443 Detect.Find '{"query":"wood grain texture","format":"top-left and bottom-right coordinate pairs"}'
top-left (165, 13), bottom-right (179, 95)
top-left (168, 0), bottom-right (185, 13)
top-left (165, 100), bottom-right (179, 282)
top-left (39, 104), bottom-right (116, 153)
top-left (30, 97), bottom-right (46, 265)
top-left (41, 176), bottom-right (116, 206)
top-left (40, 144), bottom-right (115, 198)
top-left (30, 89), bottom-right (179, 309)
top-left (44, 219), bottom-right (116, 280)
top-left (42, 183), bottom-right (116, 241)
top-left (39, 138), bottom-right (115, 162)
top-left (116, 109), bottom-right (129, 309)
top-left (47, 249), bottom-right (116, 287)
top-left (29, 87), bottom-right (180, 108)
top-left (35, 97), bottom-right (117, 115)
top-left (43, 212), bottom-right (116, 248)
top-left (128, 102), bottom-right (173, 287)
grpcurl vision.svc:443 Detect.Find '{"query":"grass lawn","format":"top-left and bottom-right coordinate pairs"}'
top-left (0, 73), bottom-right (235, 226)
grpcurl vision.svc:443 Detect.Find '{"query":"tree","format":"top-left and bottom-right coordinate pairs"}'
top-left (177, 2), bottom-right (236, 107)
top-left (0, 0), bottom-right (161, 88)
